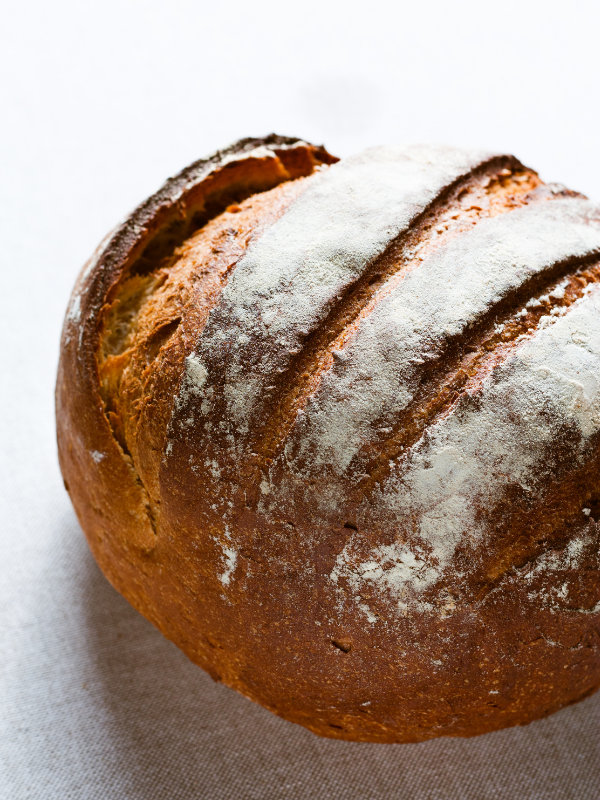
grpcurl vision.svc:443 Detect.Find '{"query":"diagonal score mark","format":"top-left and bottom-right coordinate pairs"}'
top-left (252, 160), bottom-right (540, 464)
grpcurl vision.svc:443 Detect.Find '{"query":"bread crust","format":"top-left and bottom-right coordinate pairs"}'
top-left (57, 138), bottom-right (600, 743)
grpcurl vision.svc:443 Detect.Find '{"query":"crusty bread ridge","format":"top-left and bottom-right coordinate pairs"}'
top-left (57, 136), bottom-right (600, 743)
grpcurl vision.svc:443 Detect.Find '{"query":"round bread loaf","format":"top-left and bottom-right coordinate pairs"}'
top-left (57, 135), bottom-right (600, 743)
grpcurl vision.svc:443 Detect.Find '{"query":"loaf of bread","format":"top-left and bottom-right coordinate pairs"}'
top-left (56, 135), bottom-right (600, 743)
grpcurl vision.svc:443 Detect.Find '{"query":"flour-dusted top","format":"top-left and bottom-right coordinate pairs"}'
top-left (330, 286), bottom-right (600, 609)
top-left (170, 146), bottom-right (600, 594)
top-left (284, 197), bottom-right (600, 476)
top-left (183, 144), bottom-right (500, 435)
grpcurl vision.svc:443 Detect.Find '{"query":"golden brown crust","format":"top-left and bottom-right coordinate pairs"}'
top-left (56, 136), bottom-right (335, 630)
top-left (57, 139), bottom-right (600, 743)
top-left (98, 175), bottom-right (315, 513)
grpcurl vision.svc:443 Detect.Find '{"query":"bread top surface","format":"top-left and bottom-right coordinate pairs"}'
top-left (57, 139), bottom-right (600, 741)
top-left (80, 142), bottom-right (600, 600)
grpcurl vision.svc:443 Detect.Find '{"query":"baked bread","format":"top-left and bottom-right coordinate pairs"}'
top-left (56, 135), bottom-right (600, 743)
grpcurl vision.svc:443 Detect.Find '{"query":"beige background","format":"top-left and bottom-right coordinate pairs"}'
top-left (1, 0), bottom-right (600, 796)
